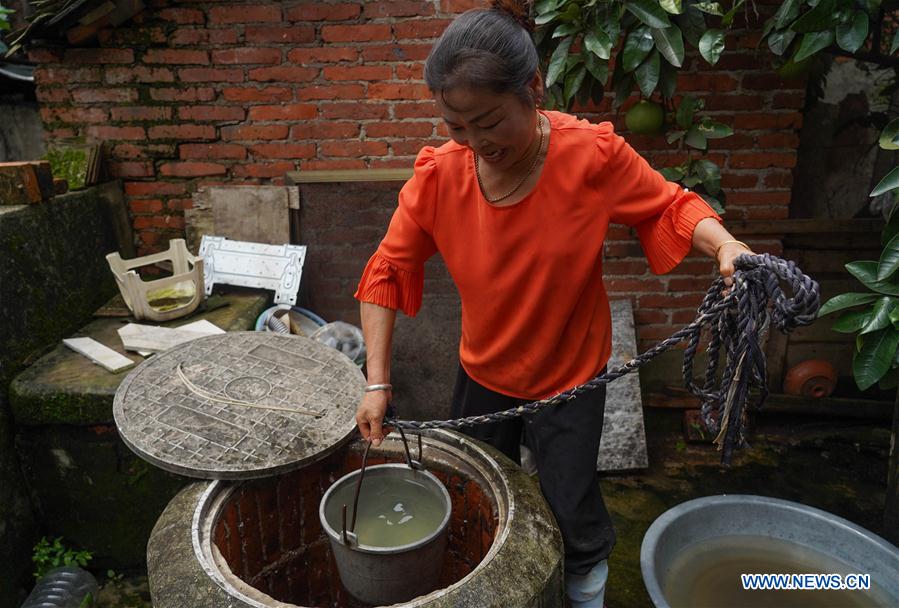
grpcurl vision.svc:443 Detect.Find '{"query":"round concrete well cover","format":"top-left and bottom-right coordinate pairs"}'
top-left (114, 332), bottom-right (364, 479)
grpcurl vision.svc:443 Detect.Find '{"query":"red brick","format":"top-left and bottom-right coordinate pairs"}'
top-left (287, 47), bottom-right (357, 63)
top-left (713, 54), bottom-right (763, 70)
top-left (604, 242), bottom-right (645, 257)
top-left (111, 143), bottom-right (175, 159)
top-left (125, 181), bottom-right (187, 196)
top-left (41, 107), bottom-right (108, 124)
top-left (248, 66), bottom-right (318, 83)
top-left (757, 133), bottom-right (800, 148)
top-left (212, 48), bottom-right (281, 65)
top-left (634, 308), bottom-right (668, 324)
top-left (727, 191), bottom-right (792, 205)
top-left (365, 121), bottom-right (434, 137)
top-left (178, 68), bottom-right (244, 82)
top-left (244, 25), bottom-right (315, 44)
top-left (672, 309), bottom-right (704, 324)
top-left (180, 143), bottom-right (247, 159)
top-left (721, 173), bottom-right (759, 189)
top-left (285, 3), bottom-right (360, 21)
top-left (323, 66), bottom-right (392, 81)
top-left (157, 8), bottom-right (204, 23)
top-left (742, 73), bottom-right (803, 90)
top-left (394, 138), bottom-right (450, 155)
top-left (441, 0), bottom-right (481, 11)
top-left (676, 73), bottom-right (738, 92)
top-left (47, 128), bottom-right (76, 139)
top-left (368, 83), bottom-right (431, 100)
top-left (668, 277), bottom-right (714, 291)
top-left (296, 84), bottom-right (365, 100)
top-left (248, 104), bottom-right (317, 120)
top-left (209, 5), bottom-right (281, 23)
top-left (394, 102), bottom-right (437, 118)
top-left (35, 88), bottom-right (71, 103)
top-left (396, 64), bottom-right (423, 80)
top-left (178, 106), bottom-right (246, 121)
top-left (321, 140), bottom-right (389, 157)
top-left (167, 198), bottom-right (193, 211)
top-left (603, 260), bottom-right (648, 274)
top-left (111, 106), bottom-right (173, 121)
top-left (85, 126), bottom-right (146, 140)
top-left (606, 278), bottom-right (666, 292)
top-left (637, 293), bottom-right (704, 308)
top-left (361, 44), bottom-right (432, 62)
top-left (106, 66), bottom-right (175, 84)
top-left (301, 159), bottom-right (368, 171)
top-left (72, 87), bottom-right (138, 103)
top-left (130, 198), bottom-right (164, 213)
top-left (773, 92), bottom-right (805, 109)
top-left (703, 95), bottom-right (765, 111)
top-left (27, 48), bottom-right (63, 63)
top-left (250, 143), bottom-right (315, 159)
top-left (321, 102), bottom-right (389, 119)
top-left (148, 124), bottom-right (216, 140)
top-left (742, 206), bottom-right (790, 220)
top-left (232, 161), bottom-right (296, 178)
top-left (221, 86), bottom-right (291, 102)
top-left (64, 48), bottom-right (134, 64)
top-left (36, 66), bottom-right (102, 84)
top-left (159, 162), bottom-right (228, 177)
top-left (99, 27), bottom-right (167, 46)
top-left (362, 1), bottom-right (434, 18)
top-left (763, 171), bottom-right (793, 188)
top-left (144, 49), bottom-right (209, 65)
top-left (290, 122), bottom-right (360, 139)
top-left (322, 24), bottom-right (391, 42)
top-left (221, 124), bottom-right (289, 140)
top-left (108, 161), bottom-right (155, 178)
top-left (149, 87), bottom-right (216, 102)
top-left (728, 152), bottom-right (797, 169)
top-left (170, 28), bottom-right (239, 45)
top-left (393, 19), bottom-right (453, 39)
top-left (134, 215), bottom-right (182, 230)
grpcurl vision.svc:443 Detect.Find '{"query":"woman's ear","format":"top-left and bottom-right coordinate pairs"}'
top-left (529, 70), bottom-right (545, 107)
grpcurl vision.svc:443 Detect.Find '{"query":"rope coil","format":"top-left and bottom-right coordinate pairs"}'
top-left (384, 253), bottom-right (820, 465)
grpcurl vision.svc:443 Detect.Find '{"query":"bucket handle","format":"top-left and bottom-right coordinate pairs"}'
top-left (341, 420), bottom-right (425, 546)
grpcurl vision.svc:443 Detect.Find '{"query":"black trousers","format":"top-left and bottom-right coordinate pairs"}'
top-left (450, 365), bottom-right (616, 575)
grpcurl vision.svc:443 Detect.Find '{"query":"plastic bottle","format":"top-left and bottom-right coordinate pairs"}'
top-left (21, 566), bottom-right (98, 608)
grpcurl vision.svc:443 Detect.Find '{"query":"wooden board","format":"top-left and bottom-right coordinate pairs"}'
top-left (186, 186), bottom-right (294, 253)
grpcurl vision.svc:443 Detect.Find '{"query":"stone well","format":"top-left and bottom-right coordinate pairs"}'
top-left (147, 430), bottom-right (564, 608)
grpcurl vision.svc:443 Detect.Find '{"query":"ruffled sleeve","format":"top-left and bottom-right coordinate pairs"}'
top-left (353, 148), bottom-right (439, 317)
top-left (593, 123), bottom-right (722, 274)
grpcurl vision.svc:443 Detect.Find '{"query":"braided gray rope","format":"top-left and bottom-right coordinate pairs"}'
top-left (384, 253), bottom-right (820, 465)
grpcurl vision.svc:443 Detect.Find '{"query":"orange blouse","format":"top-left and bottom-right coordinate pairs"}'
top-left (355, 110), bottom-right (721, 400)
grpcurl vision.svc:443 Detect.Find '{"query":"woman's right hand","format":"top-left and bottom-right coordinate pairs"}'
top-left (355, 389), bottom-right (391, 447)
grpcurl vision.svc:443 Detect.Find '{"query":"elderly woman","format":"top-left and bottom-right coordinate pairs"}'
top-left (353, 3), bottom-right (752, 606)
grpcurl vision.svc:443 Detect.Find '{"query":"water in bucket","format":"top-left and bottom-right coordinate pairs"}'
top-left (662, 535), bottom-right (893, 607)
top-left (327, 474), bottom-right (448, 547)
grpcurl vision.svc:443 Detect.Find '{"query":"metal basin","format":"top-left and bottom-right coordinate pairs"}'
top-left (640, 495), bottom-right (899, 607)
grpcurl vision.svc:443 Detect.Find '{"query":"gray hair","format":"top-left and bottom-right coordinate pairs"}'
top-left (423, 9), bottom-right (540, 103)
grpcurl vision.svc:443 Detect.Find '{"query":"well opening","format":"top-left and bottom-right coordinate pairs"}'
top-left (209, 439), bottom-right (499, 607)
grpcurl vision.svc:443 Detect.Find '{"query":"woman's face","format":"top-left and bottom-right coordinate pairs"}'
top-left (435, 82), bottom-right (540, 172)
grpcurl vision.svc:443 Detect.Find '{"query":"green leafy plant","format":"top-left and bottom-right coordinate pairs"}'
top-left (32, 536), bottom-right (93, 580)
top-left (532, 0), bottom-right (897, 214)
top-left (818, 117), bottom-right (899, 391)
top-left (658, 95), bottom-right (733, 213)
top-left (0, 2), bottom-right (14, 55)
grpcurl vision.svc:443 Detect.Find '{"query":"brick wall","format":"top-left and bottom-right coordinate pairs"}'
top-left (29, 0), bottom-right (805, 350)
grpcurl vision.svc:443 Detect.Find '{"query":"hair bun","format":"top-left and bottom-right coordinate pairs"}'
top-left (490, 0), bottom-right (534, 34)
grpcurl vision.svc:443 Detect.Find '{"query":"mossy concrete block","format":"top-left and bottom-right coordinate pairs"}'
top-left (16, 423), bottom-right (186, 570)
top-left (0, 181), bottom-right (130, 390)
top-left (9, 290), bottom-right (271, 426)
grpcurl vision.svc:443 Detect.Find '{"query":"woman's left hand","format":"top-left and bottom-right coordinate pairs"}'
top-left (716, 241), bottom-right (754, 288)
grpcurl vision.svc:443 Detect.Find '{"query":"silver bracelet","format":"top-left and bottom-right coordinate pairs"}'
top-left (363, 383), bottom-right (392, 392)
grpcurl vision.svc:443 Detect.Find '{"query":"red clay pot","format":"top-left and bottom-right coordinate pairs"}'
top-left (783, 359), bottom-right (838, 398)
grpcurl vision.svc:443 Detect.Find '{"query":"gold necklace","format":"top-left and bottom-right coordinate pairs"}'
top-left (475, 113), bottom-right (546, 204)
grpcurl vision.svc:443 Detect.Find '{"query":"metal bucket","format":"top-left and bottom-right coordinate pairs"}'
top-left (640, 495), bottom-right (899, 607)
top-left (319, 434), bottom-right (452, 605)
